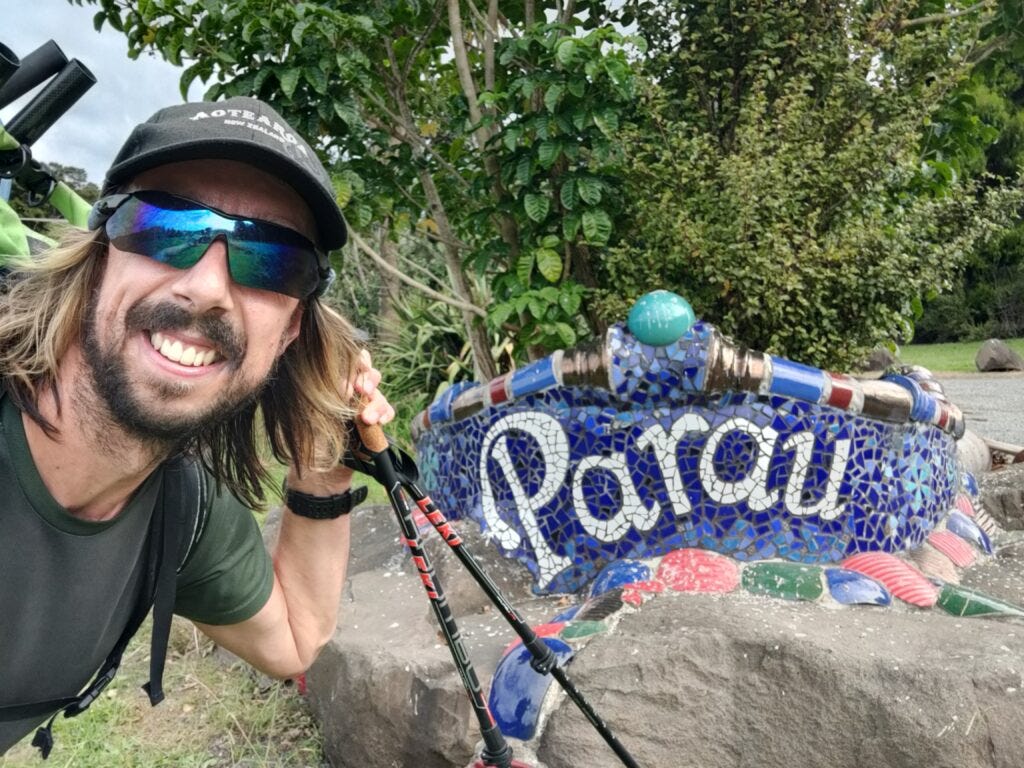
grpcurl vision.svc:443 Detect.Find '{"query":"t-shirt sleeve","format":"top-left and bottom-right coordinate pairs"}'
top-left (173, 477), bottom-right (274, 625)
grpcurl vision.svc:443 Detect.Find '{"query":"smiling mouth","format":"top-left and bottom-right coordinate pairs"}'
top-left (149, 331), bottom-right (221, 367)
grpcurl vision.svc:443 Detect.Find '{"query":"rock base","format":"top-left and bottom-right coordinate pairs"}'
top-left (301, 504), bottom-right (1024, 768)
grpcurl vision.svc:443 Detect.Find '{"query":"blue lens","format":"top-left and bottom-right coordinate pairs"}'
top-left (103, 191), bottom-right (322, 299)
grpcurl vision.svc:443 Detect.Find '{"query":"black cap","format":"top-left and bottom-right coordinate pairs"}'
top-left (102, 96), bottom-right (347, 251)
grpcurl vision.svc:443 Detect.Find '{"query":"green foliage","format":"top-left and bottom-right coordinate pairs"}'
top-left (601, 0), bottom-right (1024, 369)
top-left (68, 0), bottom-right (1024, 382)
top-left (473, 22), bottom-right (640, 354)
top-left (917, 34), bottom-right (1024, 342)
top-left (75, 0), bottom-right (643, 374)
top-left (370, 292), bottom-right (477, 451)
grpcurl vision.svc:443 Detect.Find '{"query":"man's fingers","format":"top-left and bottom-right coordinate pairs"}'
top-left (358, 390), bottom-right (394, 425)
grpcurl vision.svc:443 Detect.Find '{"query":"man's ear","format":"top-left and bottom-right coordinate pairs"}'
top-left (280, 303), bottom-right (303, 351)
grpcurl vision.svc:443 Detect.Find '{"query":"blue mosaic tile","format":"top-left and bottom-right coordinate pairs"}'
top-left (947, 511), bottom-right (993, 554)
top-left (825, 567), bottom-right (892, 606)
top-left (590, 560), bottom-right (651, 597)
top-left (488, 637), bottom-right (574, 740)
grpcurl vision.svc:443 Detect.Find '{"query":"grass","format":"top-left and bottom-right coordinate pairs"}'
top-left (899, 337), bottom-right (1024, 373)
top-left (0, 619), bottom-right (325, 768)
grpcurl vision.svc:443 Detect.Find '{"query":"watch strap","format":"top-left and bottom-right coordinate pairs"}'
top-left (285, 485), bottom-right (368, 519)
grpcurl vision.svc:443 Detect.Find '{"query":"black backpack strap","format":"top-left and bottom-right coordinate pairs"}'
top-left (0, 456), bottom-right (201, 759)
top-left (176, 459), bottom-right (208, 573)
top-left (143, 457), bottom-right (195, 706)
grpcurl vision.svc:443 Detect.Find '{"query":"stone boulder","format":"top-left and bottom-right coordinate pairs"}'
top-left (975, 340), bottom-right (1024, 373)
top-left (300, 504), bottom-right (1024, 768)
top-left (981, 464), bottom-right (1024, 531)
top-left (958, 429), bottom-right (993, 476)
top-left (858, 346), bottom-right (899, 373)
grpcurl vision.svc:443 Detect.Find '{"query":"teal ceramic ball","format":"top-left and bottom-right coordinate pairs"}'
top-left (627, 291), bottom-right (696, 346)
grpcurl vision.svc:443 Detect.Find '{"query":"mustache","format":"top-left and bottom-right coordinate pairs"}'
top-left (124, 300), bottom-right (246, 362)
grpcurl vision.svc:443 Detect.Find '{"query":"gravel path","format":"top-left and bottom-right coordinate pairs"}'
top-left (935, 371), bottom-right (1024, 446)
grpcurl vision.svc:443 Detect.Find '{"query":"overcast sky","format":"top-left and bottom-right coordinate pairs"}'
top-left (3, 0), bottom-right (200, 184)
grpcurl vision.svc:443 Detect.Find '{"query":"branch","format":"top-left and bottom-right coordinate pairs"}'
top-left (360, 95), bottom-right (472, 191)
top-left (464, 0), bottom-right (512, 41)
top-left (968, 33), bottom-right (1010, 66)
top-left (485, 0), bottom-right (498, 92)
top-left (348, 229), bottom-right (487, 318)
top-left (401, 0), bottom-right (448, 82)
top-left (899, 0), bottom-right (994, 29)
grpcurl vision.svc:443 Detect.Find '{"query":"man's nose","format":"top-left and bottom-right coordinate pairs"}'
top-left (169, 237), bottom-right (235, 312)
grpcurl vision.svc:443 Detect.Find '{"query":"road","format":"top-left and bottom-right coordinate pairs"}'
top-left (935, 371), bottom-right (1024, 446)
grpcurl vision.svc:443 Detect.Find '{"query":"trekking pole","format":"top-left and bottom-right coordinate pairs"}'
top-left (347, 427), bottom-right (642, 768)
top-left (352, 421), bottom-right (527, 768)
top-left (0, 43), bottom-right (19, 94)
top-left (0, 44), bottom-right (95, 227)
top-left (0, 40), bottom-right (67, 111)
top-left (402, 477), bottom-right (641, 768)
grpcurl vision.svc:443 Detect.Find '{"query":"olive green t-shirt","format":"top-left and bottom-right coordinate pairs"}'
top-left (0, 394), bottom-right (274, 753)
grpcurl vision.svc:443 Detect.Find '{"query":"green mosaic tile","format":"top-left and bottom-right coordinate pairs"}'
top-left (560, 620), bottom-right (608, 640)
top-left (741, 562), bottom-right (824, 601)
top-left (936, 583), bottom-right (1024, 618)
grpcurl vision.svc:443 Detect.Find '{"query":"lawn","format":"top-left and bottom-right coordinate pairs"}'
top-left (899, 337), bottom-right (1024, 373)
top-left (0, 620), bottom-right (325, 768)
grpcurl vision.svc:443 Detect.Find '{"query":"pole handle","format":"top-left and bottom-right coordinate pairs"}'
top-left (355, 418), bottom-right (389, 455)
top-left (0, 43), bottom-right (19, 93)
top-left (5, 59), bottom-right (96, 147)
top-left (0, 40), bottom-right (67, 112)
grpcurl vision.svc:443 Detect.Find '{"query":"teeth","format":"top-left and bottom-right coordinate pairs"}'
top-left (149, 331), bottom-right (219, 367)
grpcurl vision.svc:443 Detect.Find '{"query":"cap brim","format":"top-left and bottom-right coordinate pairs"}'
top-left (103, 138), bottom-right (347, 251)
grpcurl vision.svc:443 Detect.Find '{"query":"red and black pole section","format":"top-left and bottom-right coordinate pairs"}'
top-left (403, 481), bottom-right (641, 768)
top-left (354, 421), bottom-right (524, 768)
top-left (344, 422), bottom-right (641, 768)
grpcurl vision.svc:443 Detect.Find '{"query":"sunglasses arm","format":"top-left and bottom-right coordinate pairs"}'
top-left (86, 193), bottom-right (131, 231)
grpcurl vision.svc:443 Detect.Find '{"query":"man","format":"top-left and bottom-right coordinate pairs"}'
top-left (0, 96), bottom-right (393, 754)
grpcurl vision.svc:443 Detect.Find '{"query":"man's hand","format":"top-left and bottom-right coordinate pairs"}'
top-left (197, 349), bottom-right (394, 679)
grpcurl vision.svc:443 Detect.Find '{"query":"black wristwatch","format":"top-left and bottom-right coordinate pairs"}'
top-left (285, 485), bottom-right (368, 519)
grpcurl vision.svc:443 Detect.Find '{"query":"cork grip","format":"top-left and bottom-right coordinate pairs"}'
top-left (355, 418), bottom-right (389, 454)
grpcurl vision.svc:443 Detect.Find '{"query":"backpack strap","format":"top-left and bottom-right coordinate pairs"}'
top-left (176, 459), bottom-right (208, 573)
top-left (0, 456), bottom-right (202, 759)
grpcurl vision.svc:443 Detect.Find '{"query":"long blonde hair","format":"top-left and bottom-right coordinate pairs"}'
top-left (0, 228), bottom-right (362, 508)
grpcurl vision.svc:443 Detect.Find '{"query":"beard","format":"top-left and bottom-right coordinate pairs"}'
top-left (80, 294), bottom-right (273, 444)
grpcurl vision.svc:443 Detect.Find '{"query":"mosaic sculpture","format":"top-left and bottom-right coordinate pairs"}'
top-left (411, 290), bottom-right (1021, 748)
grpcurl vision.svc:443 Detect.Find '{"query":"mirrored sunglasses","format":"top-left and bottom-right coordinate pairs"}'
top-left (88, 190), bottom-right (327, 299)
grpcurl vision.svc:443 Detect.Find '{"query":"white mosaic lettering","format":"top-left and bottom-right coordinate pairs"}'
top-left (211, 109), bottom-right (226, 117)
top-left (635, 414), bottom-right (711, 517)
top-left (572, 453), bottom-right (654, 542)
top-left (480, 412), bottom-right (572, 587)
top-left (700, 417), bottom-right (777, 511)
top-left (782, 433), bottom-right (850, 520)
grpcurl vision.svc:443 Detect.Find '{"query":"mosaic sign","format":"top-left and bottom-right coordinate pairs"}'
top-left (413, 292), bottom-right (965, 594)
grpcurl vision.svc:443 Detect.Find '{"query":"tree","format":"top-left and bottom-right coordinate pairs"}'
top-left (598, 0), bottom-right (1023, 368)
top-left (73, 0), bottom-right (641, 378)
top-left (915, 3), bottom-right (1024, 342)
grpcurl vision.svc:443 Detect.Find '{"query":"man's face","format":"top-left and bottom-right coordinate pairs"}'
top-left (82, 159), bottom-right (315, 441)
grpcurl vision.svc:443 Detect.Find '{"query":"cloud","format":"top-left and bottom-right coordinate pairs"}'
top-left (2, 0), bottom-right (198, 184)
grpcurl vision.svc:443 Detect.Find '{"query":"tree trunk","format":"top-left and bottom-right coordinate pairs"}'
top-left (419, 167), bottom-right (499, 381)
top-left (376, 220), bottom-right (401, 345)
